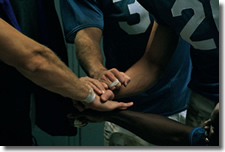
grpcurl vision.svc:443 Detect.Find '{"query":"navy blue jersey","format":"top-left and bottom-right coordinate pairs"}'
top-left (189, 127), bottom-right (206, 146)
top-left (60, 0), bottom-right (192, 115)
top-left (0, 0), bottom-right (76, 137)
top-left (138, 0), bottom-right (219, 102)
top-left (0, 0), bottom-right (21, 31)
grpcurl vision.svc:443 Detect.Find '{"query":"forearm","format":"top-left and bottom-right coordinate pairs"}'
top-left (115, 21), bottom-right (178, 98)
top-left (17, 47), bottom-right (89, 101)
top-left (115, 55), bottom-right (163, 98)
top-left (107, 110), bottom-right (193, 145)
top-left (75, 27), bottom-right (106, 78)
top-left (0, 18), bottom-right (89, 101)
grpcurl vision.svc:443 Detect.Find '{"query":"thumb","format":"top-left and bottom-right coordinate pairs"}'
top-left (117, 101), bottom-right (134, 109)
top-left (108, 100), bottom-right (134, 110)
top-left (100, 90), bottom-right (115, 102)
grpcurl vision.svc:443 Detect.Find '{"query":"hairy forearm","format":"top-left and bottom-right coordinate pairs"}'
top-left (107, 110), bottom-right (192, 145)
top-left (0, 18), bottom-right (89, 101)
top-left (17, 48), bottom-right (89, 101)
top-left (75, 27), bottom-right (106, 78)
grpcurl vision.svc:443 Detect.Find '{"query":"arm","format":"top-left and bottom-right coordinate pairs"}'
top-left (114, 21), bottom-right (179, 98)
top-left (0, 18), bottom-right (87, 101)
top-left (75, 27), bottom-right (105, 79)
top-left (69, 104), bottom-right (221, 145)
top-left (0, 18), bottom-right (133, 111)
top-left (108, 110), bottom-right (193, 146)
top-left (75, 27), bottom-right (130, 90)
top-left (68, 109), bottom-right (193, 146)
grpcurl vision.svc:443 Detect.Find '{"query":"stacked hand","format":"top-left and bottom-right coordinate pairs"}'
top-left (74, 71), bottom-right (132, 112)
top-left (71, 69), bottom-right (132, 127)
top-left (97, 68), bottom-right (131, 90)
top-left (71, 68), bottom-right (132, 127)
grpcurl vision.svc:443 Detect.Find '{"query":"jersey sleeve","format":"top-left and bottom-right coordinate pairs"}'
top-left (60, 0), bottom-right (104, 43)
top-left (189, 127), bottom-right (206, 146)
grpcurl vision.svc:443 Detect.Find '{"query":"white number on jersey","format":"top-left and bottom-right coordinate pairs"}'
top-left (113, 0), bottom-right (151, 35)
top-left (171, 0), bottom-right (218, 50)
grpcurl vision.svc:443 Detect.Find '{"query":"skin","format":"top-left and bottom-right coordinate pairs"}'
top-left (73, 20), bottom-right (219, 145)
top-left (68, 103), bottom-right (219, 146)
top-left (0, 18), bottom-right (133, 111)
top-left (68, 109), bottom-right (192, 146)
top-left (203, 103), bottom-right (219, 146)
top-left (75, 27), bottom-right (131, 93)
top-left (75, 22), bottom-right (177, 101)
top-left (101, 21), bottom-right (179, 99)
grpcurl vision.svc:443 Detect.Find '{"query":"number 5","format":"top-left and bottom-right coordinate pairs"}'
top-left (113, 0), bottom-right (151, 35)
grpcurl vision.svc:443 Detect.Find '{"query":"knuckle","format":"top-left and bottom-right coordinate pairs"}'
top-left (105, 71), bottom-right (113, 77)
top-left (111, 68), bottom-right (117, 72)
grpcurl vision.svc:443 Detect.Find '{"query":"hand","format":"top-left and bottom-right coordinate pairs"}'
top-left (98, 68), bottom-right (131, 90)
top-left (80, 76), bottom-right (107, 95)
top-left (73, 89), bottom-right (133, 112)
top-left (203, 119), bottom-right (211, 145)
top-left (67, 109), bottom-right (108, 124)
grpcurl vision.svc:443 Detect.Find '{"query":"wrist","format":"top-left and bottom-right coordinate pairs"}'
top-left (81, 88), bottom-right (96, 104)
top-left (89, 67), bottom-right (107, 79)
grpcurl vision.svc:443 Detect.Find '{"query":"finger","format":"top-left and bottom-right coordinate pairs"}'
top-left (110, 68), bottom-right (125, 84)
top-left (100, 74), bottom-right (113, 86)
top-left (100, 89), bottom-right (115, 102)
top-left (110, 69), bottom-right (130, 87)
top-left (86, 94), bottom-right (133, 111)
top-left (102, 100), bottom-right (133, 111)
top-left (103, 71), bottom-right (122, 89)
top-left (87, 82), bottom-right (103, 95)
top-left (79, 76), bottom-right (88, 81)
top-left (89, 79), bottom-right (106, 94)
top-left (108, 79), bottom-right (121, 90)
top-left (80, 77), bottom-right (106, 94)
top-left (119, 72), bottom-right (131, 87)
top-left (203, 119), bottom-right (211, 128)
top-left (116, 101), bottom-right (134, 109)
top-left (99, 80), bottom-right (108, 89)
top-left (205, 138), bottom-right (210, 145)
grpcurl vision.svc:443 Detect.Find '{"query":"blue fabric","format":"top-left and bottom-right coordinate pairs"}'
top-left (189, 127), bottom-right (206, 146)
top-left (34, 0), bottom-right (76, 136)
top-left (0, 0), bottom-right (21, 31)
top-left (60, 0), bottom-right (192, 115)
top-left (137, 0), bottom-right (219, 102)
top-left (0, 0), bottom-right (31, 145)
top-left (0, 0), bottom-right (76, 136)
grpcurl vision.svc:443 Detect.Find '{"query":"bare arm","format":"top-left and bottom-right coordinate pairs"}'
top-left (68, 109), bottom-right (193, 146)
top-left (114, 21), bottom-right (179, 98)
top-left (75, 27), bottom-right (105, 78)
top-left (75, 27), bottom-right (130, 90)
top-left (108, 110), bottom-right (193, 145)
top-left (0, 18), bottom-right (133, 111)
top-left (70, 104), bottom-right (220, 145)
top-left (0, 18), bottom-right (89, 101)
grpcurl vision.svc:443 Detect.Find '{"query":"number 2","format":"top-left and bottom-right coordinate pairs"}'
top-left (171, 0), bottom-right (218, 50)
